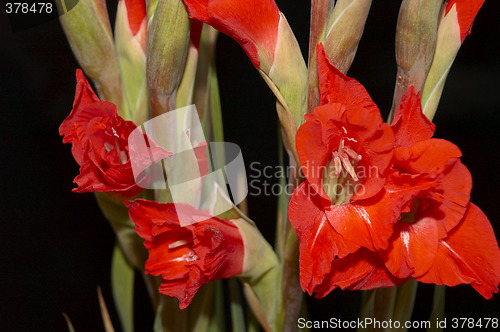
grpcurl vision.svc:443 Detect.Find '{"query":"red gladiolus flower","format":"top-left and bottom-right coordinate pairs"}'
top-left (126, 199), bottom-right (245, 309)
top-left (289, 46), bottom-right (396, 294)
top-left (307, 88), bottom-right (500, 298)
top-left (182, 0), bottom-right (280, 68)
top-left (60, 69), bottom-right (170, 197)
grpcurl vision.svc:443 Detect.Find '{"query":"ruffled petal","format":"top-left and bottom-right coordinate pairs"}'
top-left (381, 216), bottom-right (438, 279)
top-left (313, 249), bottom-right (407, 298)
top-left (325, 189), bottom-right (396, 253)
top-left (316, 44), bottom-right (379, 112)
top-left (391, 86), bottom-right (435, 148)
top-left (289, 182), bottom-right (360, 293)
top-left (417, 204), bottom-right (500, 299)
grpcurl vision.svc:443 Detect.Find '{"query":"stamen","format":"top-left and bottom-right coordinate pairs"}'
top-left (168, 239), bottom-right (188, 249)
top-left (332, 152), bottom-right (342, 177)
top-left (340, 153), bottom-right (358, 181)
top-left (184, 252), bottom-right (199, 262)
top-left (344, 148), bottom-right (362, 161)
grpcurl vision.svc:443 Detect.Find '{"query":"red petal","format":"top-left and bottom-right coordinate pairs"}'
top-left (59, 70), bottom-right (102, 164)
top-left (391, 87), bottom-right (435, 148)
top-left (325, 189), bottom-right (396, 253)
top-left (183, 0), bottom-right (280, 67)
top-left (345, 107), bottom-right (394, 200)
top-left (417, 204), bottom-right (500, 299)
top-left (432, 160), bottom-right (471, 237)
top-left (316, 44), bottom-right (379, 112)
top-left (445, 0), bottom-right (485, 43)
top-left (297, 104), bottom-right (344, 203)
top-left (313, 249), bottom-right (407, 298)
top-left (381, 217), bottom-right (439, 279)
top-left (190, 20), bottom-right (203, 50)
top-left (289, 182), bottom-right (360, 294)
top-left (391, 143), bottom-right (471, 237)
top-left (123, 0), bottom-right (147, 36)
top-left (393, 139), bottom-right (462, 175)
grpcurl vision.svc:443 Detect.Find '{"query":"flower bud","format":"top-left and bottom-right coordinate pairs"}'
top-left (147, 0), bottom-right (191, 117)
top-left (323, 0), bottom-right (372, 74)
top-left (59, 0), bottom-right (126, 115)
top-left (422, 0), bottom-right (485, 120)
top-left (390, 0), bottom-right (442, 119)
top-left (115, 0), bottom-right (149, 123)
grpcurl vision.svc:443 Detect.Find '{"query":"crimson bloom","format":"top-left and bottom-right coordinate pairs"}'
top-left (60, 69), bottom-right (170, 198)
top-left (126, 199), bottom-right (245, 309)
top-left (289, 45), bottom-right (396, 294)
top-left (312, 88), bottom-right (500, 299)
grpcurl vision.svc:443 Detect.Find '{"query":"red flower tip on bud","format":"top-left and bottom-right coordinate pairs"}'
top-left (121, 0), bottom-right (147, 36)
top-left (445, 0), bottom-right (485, 43)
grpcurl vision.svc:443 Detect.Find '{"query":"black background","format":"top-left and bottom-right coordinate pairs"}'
top-left (1, 0), bottom-right (499, 331)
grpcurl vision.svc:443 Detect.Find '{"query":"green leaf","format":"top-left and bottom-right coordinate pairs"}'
top-left (94, 192), bottom-right (159, 309)
top-left (210, 281), bottom-right (226, 332)
top-left (229, 278), bottom-right (246, 332)
top-left (111, 242), bottom-right (135, 332)
top-left (275, 128), bottom-right (288, 260)
top-left (209, 57), bottom-right (224, 144)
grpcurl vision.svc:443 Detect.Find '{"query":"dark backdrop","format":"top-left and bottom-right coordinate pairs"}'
top-left (1, 1), bottom-right (499, 331)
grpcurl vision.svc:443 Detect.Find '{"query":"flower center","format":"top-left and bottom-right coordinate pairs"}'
top-left (104, 127), bottom-right (129, 164)
top-left (322, 129), bottom-right (362, 205)
top-left (399, 199), bottom-right (428, 224)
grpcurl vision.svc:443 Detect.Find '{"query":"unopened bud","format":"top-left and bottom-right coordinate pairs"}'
top-left (323, 0), bottom-right (372, 74)
top-left (422, 0), bottom-right (485, 120)
top-left (59, 0), bottom-right (126, 115)
top-left (390, 0), bottom-right (442, 120)
top-left (115, 0), bottom-right (149, 123)
top-left (147, 0), bottom-right (191, 117)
